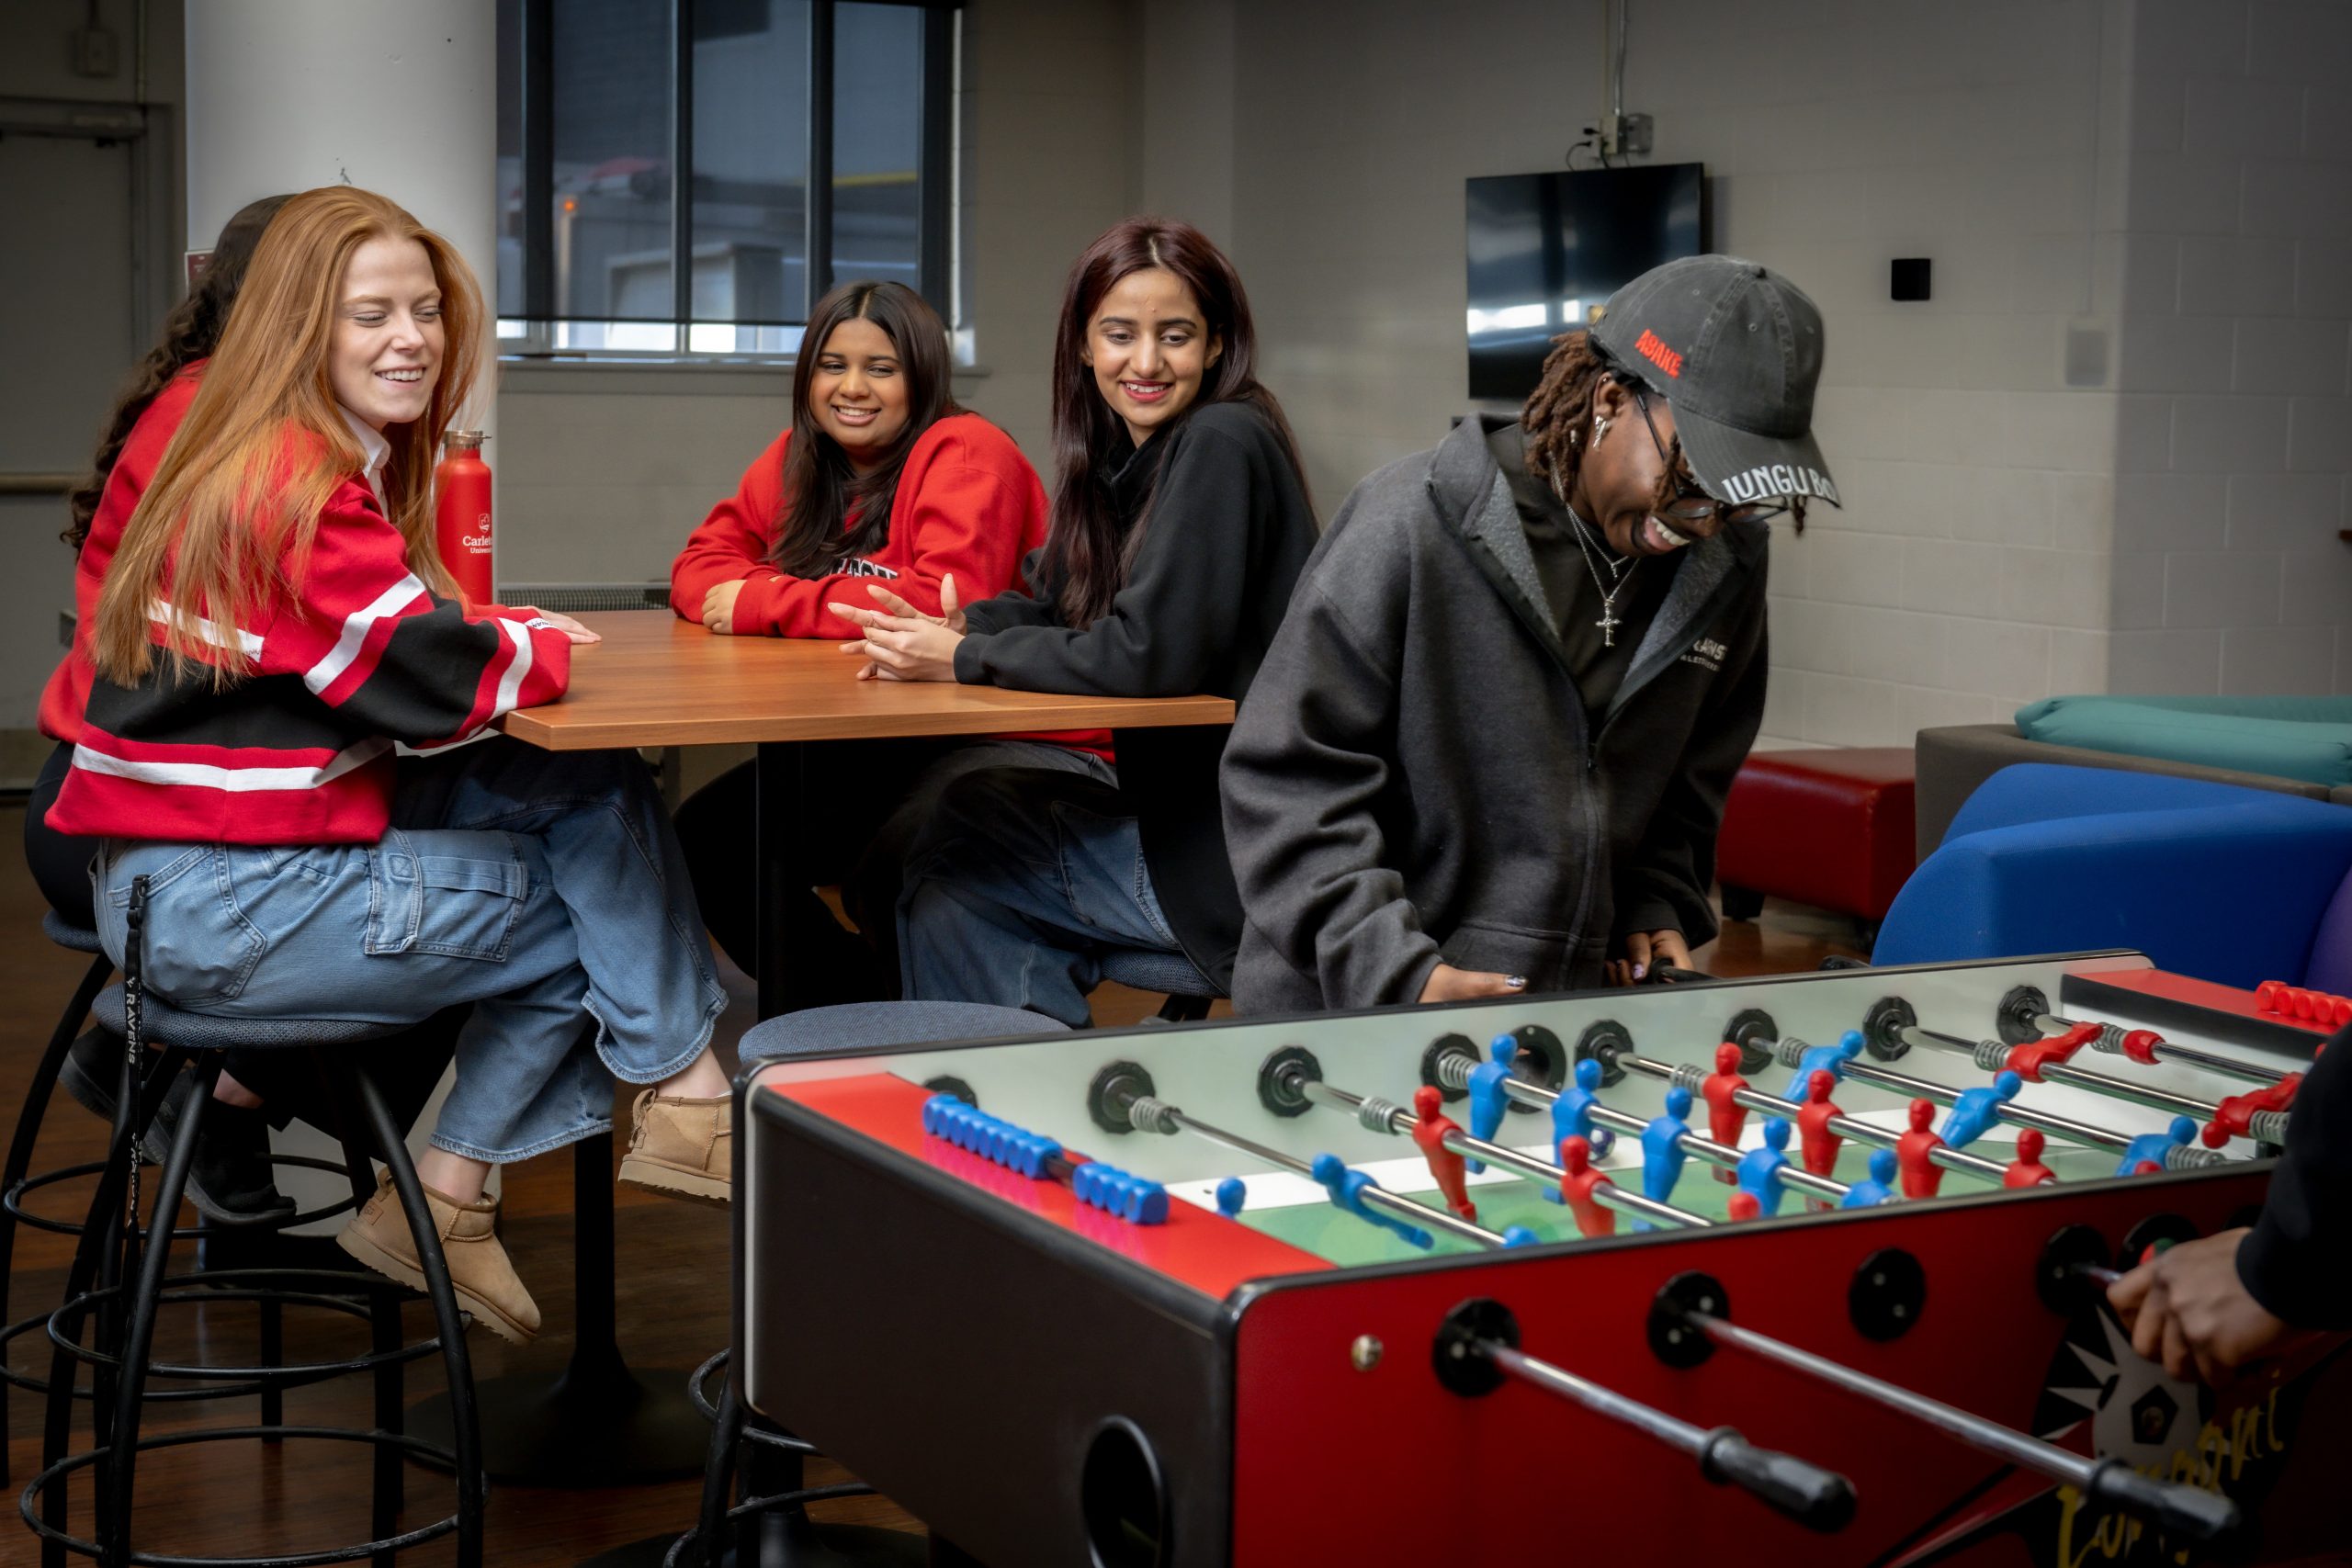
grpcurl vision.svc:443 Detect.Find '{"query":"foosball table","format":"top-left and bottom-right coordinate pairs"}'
top-left (734, 952), bottom-right (2348, 1567)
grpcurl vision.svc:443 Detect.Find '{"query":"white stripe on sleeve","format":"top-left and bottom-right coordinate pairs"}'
top-left (303, 573), bottom-right (429, 696)
top-left (147, 599), bottom-right (265, 658)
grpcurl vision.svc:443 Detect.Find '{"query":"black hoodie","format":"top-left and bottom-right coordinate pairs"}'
top-left (1221, 413), bottom-right (1770, 1013)
top-left (953, 400), bottom-right (1317, 984)
top-left (2237, 1020), bottom-right (2351, 1327)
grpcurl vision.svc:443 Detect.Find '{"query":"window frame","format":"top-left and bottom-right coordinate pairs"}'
top-left (503, 0), bottom-right (957, 363)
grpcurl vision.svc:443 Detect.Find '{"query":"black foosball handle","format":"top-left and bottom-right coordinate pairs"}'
top-left (2086, 1459), bottom-right (2240, 1542)
top-left (1697, 1427), bottom-right (1858, 1534)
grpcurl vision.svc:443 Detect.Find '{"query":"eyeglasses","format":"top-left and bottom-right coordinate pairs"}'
top-left (1632, 388), bottom-right (1790, 528)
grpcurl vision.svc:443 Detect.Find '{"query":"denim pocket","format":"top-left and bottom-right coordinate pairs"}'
top-left (101, 843), bottom-right (266, 1005)
top-left (365, 827), bottom-right (529, 961)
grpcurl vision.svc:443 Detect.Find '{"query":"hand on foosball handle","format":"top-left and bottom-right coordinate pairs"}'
top-left (2085, 1460), bottom-right (2241, 1542)
top-left (1696, 1428), bottom-right (1857, 1534)
top-left (1607, 929), bottom-right (1691, 987)
top-left (2107, 1229), bottom-right (2318, 1387)
top-left (1418, 964), bottom-right (1527, 1004)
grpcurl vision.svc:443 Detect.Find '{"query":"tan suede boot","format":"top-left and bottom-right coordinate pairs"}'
top-left (336, 1171), bottom-right (541, 1345)
top-left (617, 1089), bottom-right (730, 1206)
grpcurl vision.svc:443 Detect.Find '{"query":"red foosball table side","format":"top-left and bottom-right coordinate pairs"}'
top-left (1227, 1165), bottom-right (2348, 1567)
top-left (743, 1072), bottom-right (2349, 1566)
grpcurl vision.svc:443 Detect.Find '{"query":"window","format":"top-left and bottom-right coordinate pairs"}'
top-left (496, 0), bottom-right (955, 357)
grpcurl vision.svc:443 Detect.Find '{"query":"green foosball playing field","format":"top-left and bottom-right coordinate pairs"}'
top-left (1234, 1138), bottom-right (2120, 1267)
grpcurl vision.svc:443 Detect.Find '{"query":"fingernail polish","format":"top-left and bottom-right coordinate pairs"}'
top-left (1506, 975), bottom-right (1526, 988)
top-left (1633, 964), bottom-right (1647, 980)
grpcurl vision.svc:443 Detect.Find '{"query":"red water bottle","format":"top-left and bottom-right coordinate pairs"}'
top-left (435, 430), bottom-right (495, 605)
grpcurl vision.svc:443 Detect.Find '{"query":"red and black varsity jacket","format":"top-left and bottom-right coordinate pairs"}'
top-left (48, 429), bottom-right (572, 846)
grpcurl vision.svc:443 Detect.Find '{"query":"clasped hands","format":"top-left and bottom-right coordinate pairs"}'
top-left (827, 575), bottom-right (967, 682)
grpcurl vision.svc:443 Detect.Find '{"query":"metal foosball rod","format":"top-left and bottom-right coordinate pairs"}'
top-left (1101, 1083), bottom-right (1515, 1250)
top-left (1601, 1047), bottom-right (2013, 1186)
top-left (2029, 1010), bottom-right (2287, 1085)
top-left (1899, 1024), bottom-right (2224, 1123)
top-left (1282, 1072), bottom-right (1711, 1230)
top-left (1430, 1047), bottom-right (1850, 1203)
top-left (1740, 1029), bottom-right (2133, 1154)
top-left (1656, 1284), bottom-right (2239, 1543)
top-left (1902, 1023), bottom-right (2290, 1156)
top-left (1436, 1300), bottom-right (1856, 1533)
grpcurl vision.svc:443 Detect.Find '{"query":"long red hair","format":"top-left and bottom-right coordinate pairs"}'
top-left (93, 186), bottom-right (482, 686)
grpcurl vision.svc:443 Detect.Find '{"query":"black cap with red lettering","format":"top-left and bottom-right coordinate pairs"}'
top-left (1588, 254), bottom-right (1840, 511)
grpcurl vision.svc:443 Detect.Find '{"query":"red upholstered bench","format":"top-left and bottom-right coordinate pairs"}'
top-left (1716, 748), bottom-right (1917, 947)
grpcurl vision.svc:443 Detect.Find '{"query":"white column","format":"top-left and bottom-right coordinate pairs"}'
top-left (185, 0), bottom-right (498, 437)
top-left (185, 0), bottom-right (501, 1212)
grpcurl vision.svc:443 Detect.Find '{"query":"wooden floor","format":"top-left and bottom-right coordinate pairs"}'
top-left (0, 797), bottom-right (1857, 1564)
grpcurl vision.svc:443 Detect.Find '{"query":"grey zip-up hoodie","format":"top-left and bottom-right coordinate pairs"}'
top-left (1221, 413), bottom-right (1770, 1014)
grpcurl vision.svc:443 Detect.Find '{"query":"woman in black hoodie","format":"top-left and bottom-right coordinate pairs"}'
top-left (831, 217), bottom-right (1317, 1024)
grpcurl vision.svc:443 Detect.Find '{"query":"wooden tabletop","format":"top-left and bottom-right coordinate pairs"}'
top-left (494, 610), bottom-right (1236, 750)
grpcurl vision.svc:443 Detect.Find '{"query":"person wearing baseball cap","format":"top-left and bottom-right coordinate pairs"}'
top-left (1221, 254), bottom-right (1836, 1012)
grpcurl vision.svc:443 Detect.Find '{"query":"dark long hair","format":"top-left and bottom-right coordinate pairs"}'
top-left (769, 280), bottom-right (960, 577)
top-left (64, 194), bottom-right (291, 552)
top-left (1039, 217), bottom-right (1307, 626)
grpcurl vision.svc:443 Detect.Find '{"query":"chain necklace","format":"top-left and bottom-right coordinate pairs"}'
top-left (1550, 472), bottom-right (1640, 648)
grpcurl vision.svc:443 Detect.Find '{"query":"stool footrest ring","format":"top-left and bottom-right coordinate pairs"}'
top-left (20, 1424), bottom-right (468, 1567)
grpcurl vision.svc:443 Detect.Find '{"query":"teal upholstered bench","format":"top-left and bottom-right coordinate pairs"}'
top-left (2013, 695), bottom-right (2352, 788)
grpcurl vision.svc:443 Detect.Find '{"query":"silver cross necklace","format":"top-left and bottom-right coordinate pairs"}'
top-left (1550, 470), bottom-right (1640, 649)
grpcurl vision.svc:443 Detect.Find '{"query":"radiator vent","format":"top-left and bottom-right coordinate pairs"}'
top-left (498, 582), bottom-right (671, 613)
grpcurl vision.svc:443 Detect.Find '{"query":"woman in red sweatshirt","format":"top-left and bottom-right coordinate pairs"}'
top-left (669, 279), bottom-right (1107, 1002)
top-left (56, 186), bottom-right (728, 1344)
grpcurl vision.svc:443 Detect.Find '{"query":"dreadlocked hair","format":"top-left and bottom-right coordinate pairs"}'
top-left (63, 194), bottom-right (290, 553)
top-left (1519, 329), bottom-right (1611, 505)
top-left (1517, 326), bottom-right (1806, 535)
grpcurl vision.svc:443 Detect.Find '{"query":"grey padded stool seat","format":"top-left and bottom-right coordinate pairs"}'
top-left (25, 985), bottom-right (487, 1568)
top-left (40, 911), bottom-right (105, 954)
top-left (628, 1001), bottom-right (1071, 1568)
top-left (738, 999), bottom-right (1064, 1059)
top-left (1100, 945), bottom-right (1222, 1022)
top-left (90, 987), bottom-right (399, 1049)
top-left (0, 915), bottom-right (114, 1488)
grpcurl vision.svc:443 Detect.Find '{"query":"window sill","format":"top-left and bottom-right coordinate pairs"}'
top-left (497, 355), bottom-right (992, 399)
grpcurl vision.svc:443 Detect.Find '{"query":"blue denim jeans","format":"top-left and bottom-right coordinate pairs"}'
top-left (93, 740), bottom-right (725, 1162)
top-left (896, 768), bottom-right (1210, 1027)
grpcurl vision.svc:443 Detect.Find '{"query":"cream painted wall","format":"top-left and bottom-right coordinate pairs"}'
top-left (2105, 0), bottom-right (2352, 696)
top-left (1182, 0), bottom-right (2140, 750)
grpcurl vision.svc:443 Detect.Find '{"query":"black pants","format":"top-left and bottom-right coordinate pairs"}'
top-left (26, 740), bottom-right (96, 927)
top-left (25, 739), bottom-right (456, 1133)
top-left (673, 738), bottom-right (1113, 1010)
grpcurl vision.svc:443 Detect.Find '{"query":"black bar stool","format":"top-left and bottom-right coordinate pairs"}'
top-left (0, 913), bottom-right (117, 1487)
top-left (20, 973), bottom-right (487, 1568)
top-left (585, 1001), bottom-right (1064, 1568)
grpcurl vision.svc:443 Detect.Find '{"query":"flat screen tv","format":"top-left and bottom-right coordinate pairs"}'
top-left (1466, 164), bottom-right (1707, 400)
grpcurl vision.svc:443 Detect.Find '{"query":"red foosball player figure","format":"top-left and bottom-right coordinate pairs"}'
top-left (1409, 1085), bottom-right (1476, 1222)
top-left (1896, 1098), bottom-right (1947, 1199)
top-left (1795, 1068), bottom-right (1843, 1210)
top-left (1726, 1190), bottom-right (1762, 1221)
top-left (2003, 1127), bottom-right (2055, 1188)
top-left (1702, 1042), bottom-right (1749, 1185)
top-left (1556, 1135), bottom-right (1615, 1237)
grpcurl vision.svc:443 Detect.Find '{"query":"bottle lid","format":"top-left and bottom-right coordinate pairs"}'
top-left (444, 430), bottom-right (488, 452)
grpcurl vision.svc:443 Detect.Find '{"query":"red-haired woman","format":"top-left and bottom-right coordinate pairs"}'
top-left (831, 218), bottom-right (1317, 1024)
top-left (52, 186), bottom-right (727, 1343)
top-left (670, 280), bottom-right (1106, 1001)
